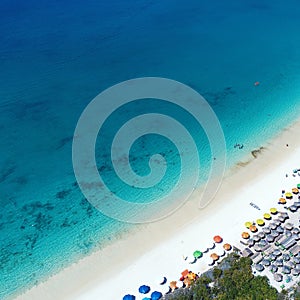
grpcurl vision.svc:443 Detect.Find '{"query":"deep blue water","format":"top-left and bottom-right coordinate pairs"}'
top-left (1, 0), bottom-right (300, 298)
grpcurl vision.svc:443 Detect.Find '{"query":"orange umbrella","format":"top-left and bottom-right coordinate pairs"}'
top-left (278, 198), bottom-right (286, 204)
top-left (223, 243), bottom-right (231, 251)
top-left (181, 269), bottom-right (189, 278)
top-left (187, 272), bottom-right (197, 281)
top-left (249, 225), bottom-right (257, 232)
top-left (213, 235), bottom-right (223, 243)
top-left (292, 188), bottom-right (299, 194)
top-left (169, 281), bottom-right (177, 291)
top-left (210, 253), bottom-right (219, 261)
top-left (242, 232), bottom-right (250, 239)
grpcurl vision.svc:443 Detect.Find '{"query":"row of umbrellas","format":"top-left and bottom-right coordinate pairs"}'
top-left (123, 289), bottom-right (162, 300)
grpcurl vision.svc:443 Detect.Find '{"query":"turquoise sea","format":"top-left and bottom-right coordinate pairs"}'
top-left (1, 0), bottom-right (300, 298)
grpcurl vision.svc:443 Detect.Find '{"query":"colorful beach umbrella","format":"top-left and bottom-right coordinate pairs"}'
top-left (123, 295), bottom-right (135, 300)
top-left (213, 235), bottom-right (223, 243)
top-left (210, 253), bottom-right (219, 261)
top-left (256, 219), bottom-right (265, 226)
top-left (249, 225), bottom-right (257, 232)
top-left (263, 213), bottom-right (271, 220)
top-left (169, 281), bottom-right (177, 291)
top-left (193, 250), bottom-right (203, 259)
top-left (242, 232), bottom-right (250, 239)
top-left (297, 184), bottom-right (300, 189)
top-left (139, 285), bottom-right (150, 294)
top-left (245, 221), bottom-right (252, 228)
top-left (151, 291), bottom-right (162, 300)
top-left (279, 198), bottom-right (287, 204)
top-left (223, 243), bottom-right (231, 251)
top-left (181, 269), bottom-right (189, 278)
top-left (292, 188), bottom-right (299, 194)
top-left (270, 208), bottom-right (277, 214)
top-left (285, 192), bottom-right (293, 199)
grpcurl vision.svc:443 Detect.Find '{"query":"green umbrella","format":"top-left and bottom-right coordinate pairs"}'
top-left (193, 250), bottom-right (203, 259)
top-left (297, 184), bottom-right (300, 189)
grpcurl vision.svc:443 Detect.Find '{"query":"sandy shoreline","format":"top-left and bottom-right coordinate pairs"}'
top-left (15, 117), bottom-right (300, 300)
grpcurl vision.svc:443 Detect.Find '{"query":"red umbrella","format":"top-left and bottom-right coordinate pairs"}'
top-left (213, 235), bottom-right (223, 243)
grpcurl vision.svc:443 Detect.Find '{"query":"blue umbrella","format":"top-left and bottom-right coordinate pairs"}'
top-left (142, 298), bottom-right (151, 300)
top-left (139, 285), bottom-right (150, 294)
top-left (151, 291), bottom-right (162, 300)
top-left (123, 295), bottom-right (135, 300)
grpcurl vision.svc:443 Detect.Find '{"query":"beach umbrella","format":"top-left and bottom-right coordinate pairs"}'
top-left (266, 235), bottom-right (275, 243)
top-left (259, 239), bottom-right (267, 247)
top-left (279, 198), bottom-right (287, 204)
top-left (183, 278), bottom-right (192, 287)
top-left (292, 268), bottom-right (300, 276)
top-left (213, 235), bottom-right (222, 243)
top-left (242, 232), bottom-right (250, 239)
top-left (297, 184), bottom-right (300, 189)
top-left (274, 273), bottom-right (283, 282)
top-left (263, 213), bottom-right (271, 220)
top-left (285, 223), bottom-right (294, 230)
top-left (263, 227), bottom-right (271, 234)
top-left (269, 265), bottom-right (278, 273)
top-left (253, 244), bottom-right (262, 252)
top-left (289, 205), bottom-right (297, 212)
top-left (274, 219), bottom-right (281, 226)
top-left (257, 219), bottom-right (265, 226)
top-left (187, 272), bottom-right (197, 281)
top-left (245, 221), bottom-right (252, 228)
top-left (169, 281), bottom-right (177, 291)
top-left (286, 231), bottom-right (292, 238)
top-left (273, 249), bottom-right (282, 257)
top-left (282, 266), bottom-right (291, 274)
top-left (285, 192), bottom-right (293, 199)
top-left (249, 225), bottom-right (257, 233)
top-left (283, 254), bottom-right (290, 261)
top-left (223, 243), bottom-right (231, 251)
top-left (276, 226), bottom-right (284, 233)
top-left (270, 208), bottom-right (278, 214)
top-left (270, 223), bottom-right (277, 230)
top-left (123, 295), bottom-right (135, 300)
top-left (262, 259), bottom-right (270, 266)
top-left (255, 264), bottom-right (264, 272)
top-left (210, 253), bottom-right (219, 261)
top-left (271, 230), bottom-right (279, 238)
top-left (270, 253), bottom-right (277, 261)
top-left (142, 298), bottom-right (151, 300)
top-left (247, 239), bottom-right (255, 247)
top-left (275, 259), bottom-right (283, 267)
top-left (181, 270), bottom-right (189, 278)
top-left (258, 232), bottom-right (265, 239)
top-left (151, 291), bottom-right (162, 300)
top-left (295, 264), bottom-right (300, 271)
top-left (253, 235), bottom-right (260, 242)
top-left (278, 216), bottom-right (286, 223)
top-left (286, 261), bottom-right (294, 268)
top-left (193, 250), bottom-right (202, 259)
top-left (293, 257), bottom-right (300, 264)
top-left (292, 188), bottom-right (299, 194)
top-left (139, 285), bottom-right (150, 294)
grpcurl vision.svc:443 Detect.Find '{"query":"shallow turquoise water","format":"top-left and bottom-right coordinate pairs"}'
top-left (1, 0), bottom-right (300, 298)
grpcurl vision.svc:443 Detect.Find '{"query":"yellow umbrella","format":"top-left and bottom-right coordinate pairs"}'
top-left (270, 207), bottom-right (277, 214)
top-left (263, 213), bottom-right (271, 220)
top-left (187, 272), bottom-right (197, 280)
top-left (245, 221), bottom-right (252, 228)
top-left (256, 219), bottom-right (265, 226)
top-left (285, 192), bottom-right (293, 199)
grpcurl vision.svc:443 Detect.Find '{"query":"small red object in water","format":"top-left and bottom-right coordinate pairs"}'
top-left (254, 81), bottom-right (260, 86)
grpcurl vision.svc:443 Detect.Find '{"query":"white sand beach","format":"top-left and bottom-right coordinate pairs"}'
top-left (16, 119), bottom-right (300, 300)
